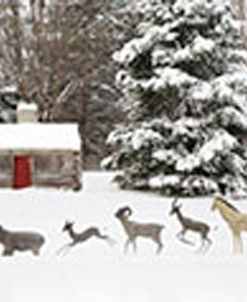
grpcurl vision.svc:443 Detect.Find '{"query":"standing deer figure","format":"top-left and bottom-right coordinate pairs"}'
top-left (115, 206), bottom-right (164, 254)
top-left (57, 221), bottom-right (113, 255)
top-left (170, 198), bottom-right (212, 251)
top-left (0, 225), bottom-right (45, 256)
top-left (211, 195), bottom-right (247, 253)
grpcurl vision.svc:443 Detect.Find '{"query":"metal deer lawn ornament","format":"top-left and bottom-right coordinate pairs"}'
top-left (170, 198), bottom-right (212, 252)
top-left (57, 221), bottom-right (113, 255)
top-left (212, 195), bottom-right (247, 254)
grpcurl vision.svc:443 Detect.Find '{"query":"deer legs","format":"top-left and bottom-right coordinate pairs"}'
top-left (56, 242), bottom-right (75, 256)
top-left (232, 231), bottom-right (243, 254)
top-left (94, 231), bottom-right (116, 246)
top-left (124, 237), bottom-right (162, 255)
top-left (156, 241), bottom-right (163, 254)
top-left (124, 238), bottom-right (137, 254)
top-left (177, 229), bottom-right (194, 245)
top-left (176, 228), bottom-right (212, 253)
top-left (197, 237), bottom-right (212, 254)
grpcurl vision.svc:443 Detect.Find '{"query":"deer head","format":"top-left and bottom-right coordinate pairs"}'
top-left (170, 198), bottom-right (182, 215)
top-left (62, 221), bottom-right (74, 232)
top-left (115, 206), bottom-right (133, 219)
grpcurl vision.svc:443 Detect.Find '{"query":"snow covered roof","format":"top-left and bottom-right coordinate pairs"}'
top-left (17, 102), bottom-right (38, 112)
top-left (0, 85), bottom-right (17, 94)
top-left (0, 123), bottom-right (81, 151)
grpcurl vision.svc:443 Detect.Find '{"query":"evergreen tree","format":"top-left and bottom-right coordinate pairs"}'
top-left (0, 85), bottom-right (19, 122)
top-left (103, 0), bottom-right (247, 196)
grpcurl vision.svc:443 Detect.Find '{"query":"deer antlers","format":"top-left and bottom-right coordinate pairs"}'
top-left (171, 197), bottom-right (182, 210)
top-left (115, 206), bottom-right (133, 218)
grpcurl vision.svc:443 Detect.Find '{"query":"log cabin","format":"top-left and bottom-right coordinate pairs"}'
top-left (0, 102), bottom-right (82, 191)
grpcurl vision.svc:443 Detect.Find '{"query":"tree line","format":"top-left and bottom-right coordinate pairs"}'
top-left (0, 0), bottom-right (135, 169)
top-left (0, 0), bottom-right (246, 171)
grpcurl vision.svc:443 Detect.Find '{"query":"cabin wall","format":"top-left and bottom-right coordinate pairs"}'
top-left (0, 154), bottom-right (12, 187)
top-left (34, 151), bottom-right (82, 190)
top-left (0, 150), bottom-right (82, 190)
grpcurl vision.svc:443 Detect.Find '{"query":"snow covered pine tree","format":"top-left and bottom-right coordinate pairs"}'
top-left (103, 0), bottom-right (247, 196)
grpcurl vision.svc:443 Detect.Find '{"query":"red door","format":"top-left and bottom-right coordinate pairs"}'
top-left (13, 155), bottom-right (32, 189)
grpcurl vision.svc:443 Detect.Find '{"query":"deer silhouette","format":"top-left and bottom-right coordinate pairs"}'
top-left (57, 221), bottom-right (113, 255)
top-left (115, 206), bottom-right (164, 254)
top-left (0, 224), bottom-right (45, 256)
top-left (170, 198), bottom-right (212, 251)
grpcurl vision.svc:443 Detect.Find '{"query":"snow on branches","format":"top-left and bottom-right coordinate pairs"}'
top-left (103, 0), bottom-right (247, 196)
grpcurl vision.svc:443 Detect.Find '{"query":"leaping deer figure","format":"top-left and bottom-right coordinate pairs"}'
top-left (57, 221), bottom-right (113, 255)
top-left (170, 198), bottom-right (212, 251)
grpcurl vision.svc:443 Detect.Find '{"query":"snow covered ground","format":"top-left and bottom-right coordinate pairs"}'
top-left (0, 171), bottom-right (247, 302)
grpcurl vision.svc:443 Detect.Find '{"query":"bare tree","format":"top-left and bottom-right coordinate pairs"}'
top-left (0, 0), bottom-right (127, 168)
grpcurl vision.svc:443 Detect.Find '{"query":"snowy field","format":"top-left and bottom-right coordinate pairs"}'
top-left (0, 172), bottom-right (247, 302)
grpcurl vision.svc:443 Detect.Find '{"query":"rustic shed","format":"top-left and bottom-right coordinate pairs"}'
top-left (0, 103), bottom-right (82, 191)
